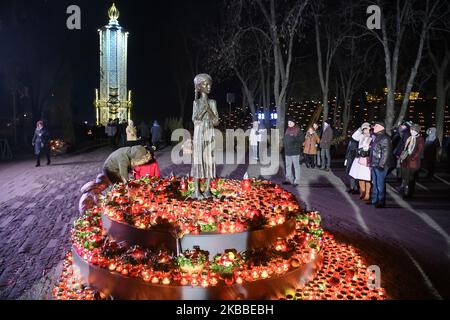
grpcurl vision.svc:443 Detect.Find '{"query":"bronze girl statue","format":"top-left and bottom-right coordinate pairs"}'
top-left (190, 74), bottom-right (219, 199)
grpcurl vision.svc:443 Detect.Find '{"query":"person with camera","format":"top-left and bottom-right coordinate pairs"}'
top-left (349, 123), bottom-right (373, 201)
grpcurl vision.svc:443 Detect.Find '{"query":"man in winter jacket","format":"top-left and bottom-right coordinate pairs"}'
top-left (368, 121), bottom-right (395, 208)
top-left (319, 121), bottom-right (333, 171)
top-left (283, 118), bottom-right (305, 186)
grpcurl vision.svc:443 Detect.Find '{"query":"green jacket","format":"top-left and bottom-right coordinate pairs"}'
top-left (103, 146), bottom-right (149, 183)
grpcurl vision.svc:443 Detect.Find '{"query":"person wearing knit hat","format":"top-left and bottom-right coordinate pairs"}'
top-left (361, 122), bottom-right (371, 130)
top-left (283, 118), bottom-right (304, 186)
top-left (393, 120), bottom-right (412, 179)
top-left (398, 123), bottom-right (424, 198)
top-left (374, 120), bottom-right (385, 128)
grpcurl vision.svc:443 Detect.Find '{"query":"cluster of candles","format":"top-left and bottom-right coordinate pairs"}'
top-left (282, 232), bottom-right (387, 300)
top-left (55, 176), bottom-right (388, 300)
top-left (70, 228), bottom-right (317, 288)
top-left (54, 232), bottom-right (386, 300)
top-left (69, 199), bottom-right (325, 290)
top-left (55, 206), bottom-right (387, 299)
top-left (53, 253), bottom-right (98, 300)
top-left (101, 178), bottom-right (300, 235)
top-left (50, 139), bottom-right (67, 155)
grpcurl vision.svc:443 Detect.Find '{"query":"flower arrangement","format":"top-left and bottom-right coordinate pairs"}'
top-left (101, 178), bottom-right (300, 235)
top-left (210, 250), bottom-right (242, 276)
top-left (175, 246), bottom-right (209, 274)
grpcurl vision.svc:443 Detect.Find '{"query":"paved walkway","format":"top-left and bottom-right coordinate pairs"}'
top-left (1, 146), bottom-right (449, 299)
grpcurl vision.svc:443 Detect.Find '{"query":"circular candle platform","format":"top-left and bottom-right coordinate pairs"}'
top-left (58, 177), bottom-right (330, 300)
top-left (72, 247), bottom-right (322, 300)
top-left (102, 213), bottom-right (296, 257)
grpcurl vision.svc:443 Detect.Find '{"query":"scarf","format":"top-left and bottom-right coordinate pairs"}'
top-left (404, 133), bottom-right (418, 155)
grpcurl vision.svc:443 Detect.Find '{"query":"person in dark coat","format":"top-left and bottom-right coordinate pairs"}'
top-left (368, 121), bottom-right (395, 208)
top-left (113, 118), bottom-right (120, 147)
top-left (283, 118), bottom-right (305, 186)
top-left (103, 145), bottom-right (152, 184)
top-left (118, 120), bottom-right (127, 147)
top-left (139, 121), bottom-right (150, 146)
top-left (32, 120), bottom-right (51, 167)
top-left (151, 121), bottom-right (162, 149)
top-left (105, 119), bottom-right (117, 148)
top-left (400, 124), bottom-right (425, 198)
top-left (319, 121), bottom-right (333, 171)
top-left (313, 123), bottom-right (321, 167)
top-left (393, 121), bottom-right (411, 179)
top-left (423, 127), bottom-right (440, 180)
top-left (345, 136), bottom-right (359, 194)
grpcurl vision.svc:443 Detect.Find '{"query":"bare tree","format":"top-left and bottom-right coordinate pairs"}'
top-left (364, 0), bottom-right (443, 131)
top-left (313, 1), bottom-right (347, 124)
top-left (206, 1), bottom-right (267, 119)
top-left (256, 0), bottom-right (310, 145)
top-left (395, 0), bottom-right (445, 125)
top-left (428, 15), bottom-right (450, 155)
top-left (336, 38), bottom-right (372, 137)
top-left (172, 33), bottom-right (200, 120)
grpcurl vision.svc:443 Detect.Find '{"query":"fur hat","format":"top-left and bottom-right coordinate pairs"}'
top-left (361, 122), bottom-right (371, 130)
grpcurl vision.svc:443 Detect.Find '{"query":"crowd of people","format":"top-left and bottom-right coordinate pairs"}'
top-left (105, 119), bottom-right (162, 150)
top-left (282, 119), bottom-right (335, 187)
top-left (31, 116), bottom-right (448, 203)
top-left (345, 120), bottom-right (440, 208)
top-left (278, 117), bottom-right (444, 209)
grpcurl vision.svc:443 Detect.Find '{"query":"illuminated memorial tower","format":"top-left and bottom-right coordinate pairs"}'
top-left (95, 3), bottom-right (132, 125)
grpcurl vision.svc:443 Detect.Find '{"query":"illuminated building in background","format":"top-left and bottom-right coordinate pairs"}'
top-left (94, 3), bottom-right (132, 126)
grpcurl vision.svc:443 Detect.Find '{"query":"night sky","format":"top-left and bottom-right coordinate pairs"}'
top-left (0, 0), bottom-right (224, 124)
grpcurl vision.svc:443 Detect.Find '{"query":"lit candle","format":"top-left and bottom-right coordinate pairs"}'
top-left (151, 276), bottom-right (159, 284)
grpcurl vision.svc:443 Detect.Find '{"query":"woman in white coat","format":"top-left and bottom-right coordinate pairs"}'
top-left (249, 121), bottom-right (260, 161)
top-left (349, 122), bottom-right (372, 201)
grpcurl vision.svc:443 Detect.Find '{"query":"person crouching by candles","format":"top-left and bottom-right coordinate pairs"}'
top-left (349, 123), bottom-right (372, 201)
top-left (399, 123), bottom-right (424, 198)
top-left (133, 147), bottom-right (161, 179)
top-left (283, 118), bottom-right (305, 187)
top-left (32, 120), bottom-right (51, 167)
top-left (103, 145), bottom-right (152, 183)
